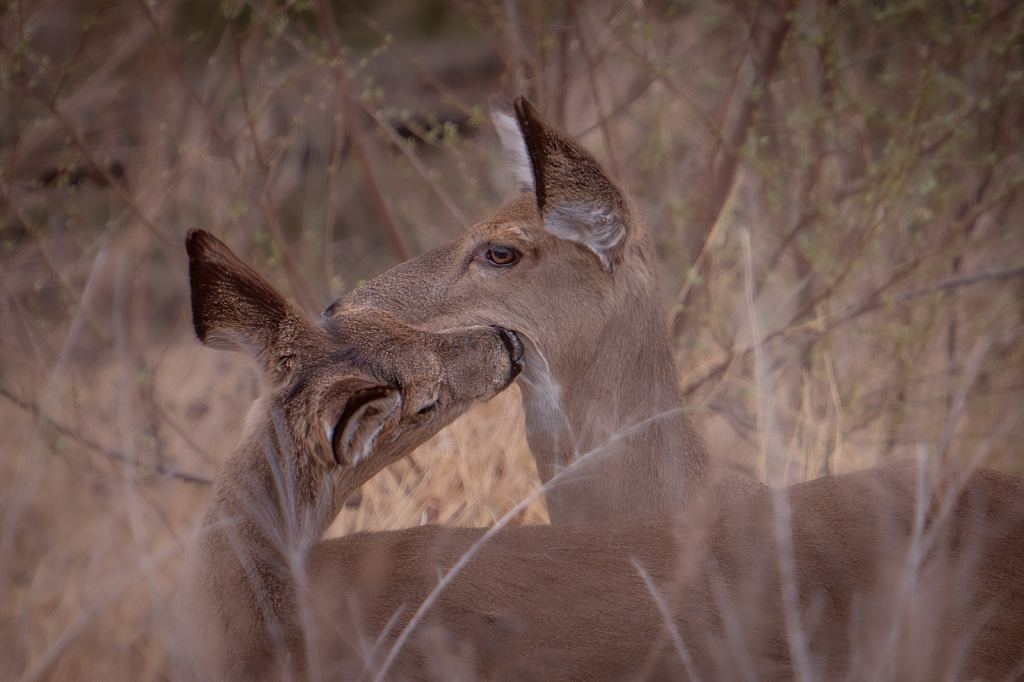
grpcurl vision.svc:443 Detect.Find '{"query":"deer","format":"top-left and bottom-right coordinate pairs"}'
top-left (326, 96), bottom-right (761, 524)
top-left (173, 229), bottom-right (526, 680)
top-left (175, 229), bottom-right (1024, 682)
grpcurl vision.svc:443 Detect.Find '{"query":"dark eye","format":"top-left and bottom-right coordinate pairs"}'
top-left (485, 246), bottom-right (520, 267)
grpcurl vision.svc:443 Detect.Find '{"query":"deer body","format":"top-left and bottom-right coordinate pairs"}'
top-left (176, 230), bottom-right (1024, 681)
top-left (313, 460), bottom-right (1024, 682)
top-left (330, 97), bottom-right (758, 524)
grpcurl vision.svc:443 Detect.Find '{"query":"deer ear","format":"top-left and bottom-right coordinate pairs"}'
top-left (186, 229), bottom-right (301, 365)
top-left (330, 382), bottom-right (401, 467)
top-left (491, 94), bottom-right (534, 194)
top-left (494, 96), bottom-right (628, 274)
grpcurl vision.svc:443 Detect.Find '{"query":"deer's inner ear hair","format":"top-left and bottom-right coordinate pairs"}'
top-left (327, 383), bottom-right (400, 467)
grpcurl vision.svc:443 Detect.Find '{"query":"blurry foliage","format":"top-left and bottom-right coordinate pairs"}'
top-left (1, 0), bottom-right (1023, 680)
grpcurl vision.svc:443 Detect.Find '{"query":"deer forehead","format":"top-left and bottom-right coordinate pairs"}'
top-left (472, 195), bottom-right (542, 239)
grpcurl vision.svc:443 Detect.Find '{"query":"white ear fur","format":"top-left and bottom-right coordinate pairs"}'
top-left (491, 98), bottom-right (534, 193)
top-left (545, 203), bottom-right (626, 274)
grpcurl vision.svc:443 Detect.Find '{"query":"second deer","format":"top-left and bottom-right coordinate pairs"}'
top-left (176, 230), bottom-right (1024, 682)
top-left (328, 96), bottom-right (759, 524)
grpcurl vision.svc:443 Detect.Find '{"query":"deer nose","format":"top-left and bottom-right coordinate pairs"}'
top-left (495, 327), bottom-right (524, 379)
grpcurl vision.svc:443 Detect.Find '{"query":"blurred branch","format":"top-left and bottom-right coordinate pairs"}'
top-left (938, 335), bottom-right (991, 460)
top-left (894, 266), bottom-right (1024, 300)
top-left (139, 381), bottom-right (216, 467)
top-left (798, 170), bottom-right (1024, 326)
top-left (698, 1), bottom-right (793, 245)
top-left (0, 258), bottom-right (59, 374)
top-left (575, 8), bottom-right (622, 180)
top-left (356, 99), bottom-right (471, 231)
top-left (30, 91), bottom-right (176, 251)
top-left (664, 4), bottom-right (792, 337)
top-left (339, 0), bottom-right (474, 118)
top-left (496, 0), bottom-right (537, 97)
top-left (682, 259), bottom-right (1024, 401)
top-left (135, 0), bottom-right (316, 308)
top-left (657, 73), bottom-right (791, 205)
top-left (313, 0), bottom-right (412, 263)
top-left (229, 20), bottom-right (272, 178)
top-left (0, 383), bottom-right (213, 485)
top-left (551, 3), bottom-right (574, 129)
top-left (0, 179), bottom-right (109, 346)
top-left (673, 177), bottom-right (740, 314)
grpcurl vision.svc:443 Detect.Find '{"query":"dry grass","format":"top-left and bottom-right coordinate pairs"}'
top-left (1, 0), bottom-right (1023, 680)
top-left (0, 339), bottom-right (544, 682)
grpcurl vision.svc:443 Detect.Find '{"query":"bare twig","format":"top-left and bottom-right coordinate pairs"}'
top-left (575, 12), bottom-right (622, 180)
top-left (938, 336), bottom-right (992, 460)
top-left (895, 266), bottom-right (1024, 300)
top-left (673, 176), bottom-right (740, 315)
top-left (699, 1), bottom-right (793, 245)
top-left (30, 92), bottom-right (176, 251)
top-left (135, 0), bottom-right (315, 307)
top-left (682, 259), bottom-right (1024, 400)
top-left (312, 0), bottom-right (412, 263)
top-left (355, 99), bottom-right (471, 231)
top-left (338, 0), bottom-right (474, 118)
top-left (0, 383), bottom-right (213, 485)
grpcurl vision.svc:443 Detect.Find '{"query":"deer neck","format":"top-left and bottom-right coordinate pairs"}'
top-left (518, 279), bottom-right (712, 523)
top-left (178, 406), bottom-right (338, 680)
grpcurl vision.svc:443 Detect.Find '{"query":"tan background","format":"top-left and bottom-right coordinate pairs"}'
top-left (1, 1), bottom-right (1022, 679)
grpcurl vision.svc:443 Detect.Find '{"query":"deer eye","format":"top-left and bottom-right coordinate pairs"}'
top-left (485, 246), bottom-right (520, 267)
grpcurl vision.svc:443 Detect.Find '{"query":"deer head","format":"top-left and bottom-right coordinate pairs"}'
top-left (176, 230), bottom-right (523, 681)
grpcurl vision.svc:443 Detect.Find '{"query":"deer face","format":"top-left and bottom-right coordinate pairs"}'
top-left (186, 229), bottom-right (523, 503)
top-left (279, 310), bottom-right (523, 498)
top-left (323, 99), bottom-right (666, 398)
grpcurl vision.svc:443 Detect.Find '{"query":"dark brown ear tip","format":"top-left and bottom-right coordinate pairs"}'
top-left (185, 229), bottom-right (218, 261)
top-left (513, 96), bottom-right (543, 129)
top-left (192, 319), bottom-right (211, 344)
top-left (513, 97), bottom-right (527, 127)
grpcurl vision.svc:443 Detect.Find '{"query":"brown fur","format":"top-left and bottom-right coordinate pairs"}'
top-left (176, 231), bottom-right (1024, 681)
top-left (329, 97), bottom-right (761, 524)
top-left (175, 230), bottom-right (523, 681)
top-left (306, 461), bottom-right (1024, 682)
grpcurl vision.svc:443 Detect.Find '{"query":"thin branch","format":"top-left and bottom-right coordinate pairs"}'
top-left (312, 0), bottom-right (413, 263)
top-left (702, 1), bottom-right (793, 236)
top-left (0, 383), bottom-right (213, 485)
top-left (356, 98), bottom-right (471, 231)
top-left (681, 260), bottom-right (1024, 400)
top-left (134, 0), bottom-right (315, 308)
top-left (338, 0), bottom-right (474, 118)
top-left (895, 266), bottom-right (1024, 301)
top-left (938, 336), bottom-right (992, 460)
top-left (32, 93), bottom-right (176, 251)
